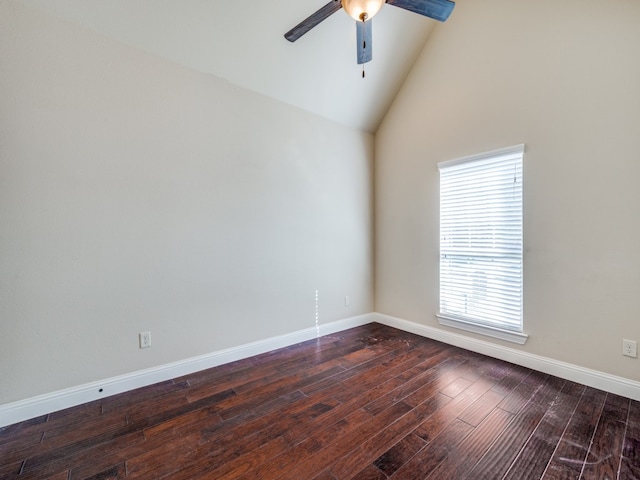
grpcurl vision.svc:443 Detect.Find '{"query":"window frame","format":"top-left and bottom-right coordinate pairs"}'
top-left (436, 145), bottom-right (527, 345)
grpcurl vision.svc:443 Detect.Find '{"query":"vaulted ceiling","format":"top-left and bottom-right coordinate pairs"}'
top-left (16, 0), bottom-right (445, 132)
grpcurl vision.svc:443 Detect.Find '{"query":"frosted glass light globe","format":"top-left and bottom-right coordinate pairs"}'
top-left (342, 0), bottom-right (385, 21)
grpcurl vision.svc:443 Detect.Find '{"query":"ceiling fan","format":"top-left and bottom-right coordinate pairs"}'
top-left (284, 0), bottom-right (455, 67)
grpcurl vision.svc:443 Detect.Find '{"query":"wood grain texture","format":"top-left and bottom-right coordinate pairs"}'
top-left (284, 0), bottom-right (342, 42)
top-left (385, 0), bottom-right (455, 21)
top-left (1, 323), bottom-right (639, 480)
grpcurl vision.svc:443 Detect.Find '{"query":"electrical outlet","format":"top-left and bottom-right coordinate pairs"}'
top-left (623, 339), bottom-right (637, 358)
top-left (139, 331), bottom-right (151, 349)
top-left (345, 296), bottom-right (350, 307)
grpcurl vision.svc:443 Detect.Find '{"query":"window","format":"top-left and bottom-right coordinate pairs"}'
top-left (437, 145), bottom-right (527, 344)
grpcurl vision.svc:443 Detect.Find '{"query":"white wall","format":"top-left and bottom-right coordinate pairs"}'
top-left (0, 2), bottom-right (374, 405)
top-left (376, 0), bottom-right (640, 381)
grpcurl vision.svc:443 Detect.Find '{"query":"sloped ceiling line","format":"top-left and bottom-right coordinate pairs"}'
top-left (17, 0), bottom-right (439, 132)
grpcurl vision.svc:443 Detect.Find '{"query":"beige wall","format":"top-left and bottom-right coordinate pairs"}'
top-left (0, 2), bottom-right (374, 404)
top-left (376, 0), bottom-right (640, 380)
top-left (4, 0), bottom-right (640, 408)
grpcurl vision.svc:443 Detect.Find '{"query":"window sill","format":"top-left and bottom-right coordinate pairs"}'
top-left (436, 314), bottom-right (528, 345)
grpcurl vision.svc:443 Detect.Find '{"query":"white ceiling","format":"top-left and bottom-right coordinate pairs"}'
top-left (16, 0), bottom-right (442, 132)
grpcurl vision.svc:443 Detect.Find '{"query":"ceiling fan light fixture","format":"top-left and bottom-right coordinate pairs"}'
top-left (342, 0), bottom-right (385, 21)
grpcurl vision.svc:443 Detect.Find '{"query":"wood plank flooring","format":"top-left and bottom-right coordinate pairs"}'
top-left (1, 323), bottom-right (639, 479)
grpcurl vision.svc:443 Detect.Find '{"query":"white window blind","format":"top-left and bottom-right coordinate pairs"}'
top-left (438, 145), bottom-right (524, 339)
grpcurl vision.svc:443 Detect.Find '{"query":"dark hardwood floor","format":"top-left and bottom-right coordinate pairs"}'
top-left (1, 323), bottom-right (639, 479)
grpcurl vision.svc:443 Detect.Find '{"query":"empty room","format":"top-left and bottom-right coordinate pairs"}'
top-left (1, 0), bottom-right (639, 478)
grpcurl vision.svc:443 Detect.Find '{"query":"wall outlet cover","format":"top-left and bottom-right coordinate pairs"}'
top-left (623, 339), bottom-right (637, 358)
top-left (140, 331), bottom-right (151, 349)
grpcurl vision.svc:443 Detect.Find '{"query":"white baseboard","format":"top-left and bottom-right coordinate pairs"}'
top-left (4, 312), bottom-right (639, 428)
top-left (0, 313), bottom-right (375, 428)
top-left (373, 312), bottom-right (640, 402)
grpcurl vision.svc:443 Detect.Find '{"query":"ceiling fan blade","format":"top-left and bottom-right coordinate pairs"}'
top-left (284, 0), bottom-right (343, 42)
top-left (385, 0), bottom-right (454, 22)
top-left (356, 20), bottom-right (372, 64)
